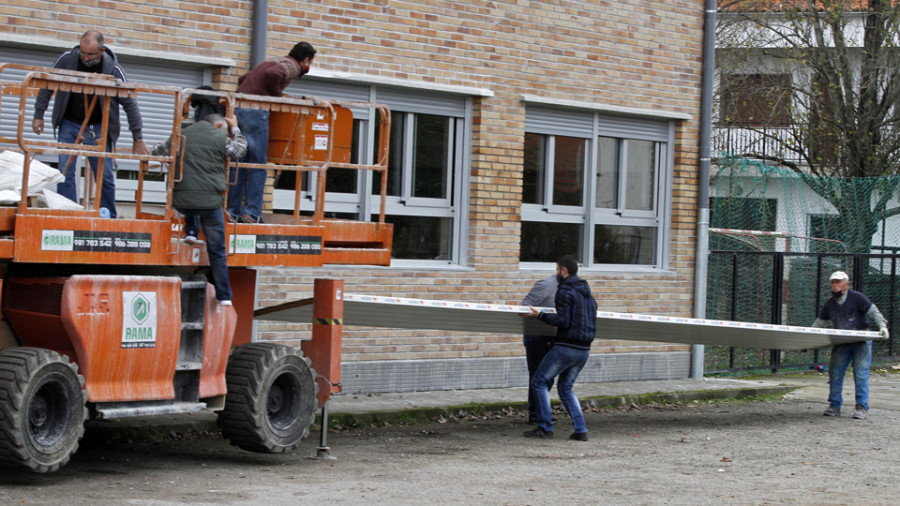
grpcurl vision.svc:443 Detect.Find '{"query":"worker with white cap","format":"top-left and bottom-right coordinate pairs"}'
top-left (812, 270), bottom-right (889, 420)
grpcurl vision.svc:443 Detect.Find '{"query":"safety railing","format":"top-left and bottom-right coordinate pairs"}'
top-left (0, 62), bottom-right (391, 226)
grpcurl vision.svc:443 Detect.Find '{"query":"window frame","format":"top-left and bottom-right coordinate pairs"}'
top-left (274, 80), bottom-right (473, 266)
top-left (522, 106), bottom-right (675, 271)
top-left (718, 73), bottom-right (792, 128)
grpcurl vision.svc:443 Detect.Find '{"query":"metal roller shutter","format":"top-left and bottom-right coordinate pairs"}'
top-left (525, 105), bottom-right (670, 142)
top-left (285, 79), bottom-right (373, 120)
top-left (0, 46), bottom-right (65, 164)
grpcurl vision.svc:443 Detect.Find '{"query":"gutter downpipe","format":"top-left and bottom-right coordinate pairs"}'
top-left (692, 0), bottom-right (716, 380)
top-left (251, 0), bottom-right (268, 67)
top-left (248, 0), bottom-right (267, 344)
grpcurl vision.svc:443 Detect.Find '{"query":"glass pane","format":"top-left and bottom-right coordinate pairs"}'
top-left (552, 136), bottom-right (585, 207)
top-left (523, 132), bottom-right (545, 205)
top-left (596, 136), bottom-right (618, 208)
top-left (594, 225), bottom-right (656, 265)
top-left (412, 114), bottom-right (450, 199)
top-left (386, 215), bottom-right (452, 260)
top-left (624, 140), bottom-right (655, 211)
top-left (324, 168), bottom-right (356, 193)
top-left (520, 221), bottom-right (584, 263)
top-left (373, 110), bottom-right (404, 196)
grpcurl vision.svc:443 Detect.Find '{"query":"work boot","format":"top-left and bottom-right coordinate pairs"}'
top-left (852, 405), bottom-right (868, 420)
top-left (523, 427), bottom-right (553, 439)
top-left (823, 405), bottom-right (841, 417)
top-left (569, 432), bottom-right (588, 441)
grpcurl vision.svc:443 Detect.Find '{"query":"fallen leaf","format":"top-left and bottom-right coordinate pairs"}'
top-left (721, 457), bottom-right (733, 463)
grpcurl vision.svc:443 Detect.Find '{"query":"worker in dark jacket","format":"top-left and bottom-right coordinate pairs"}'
top-left (32, 30), bottom-right (149, 218)
top-left (150, 113), bottom-right (247, 305)
top-left (524, 255), bottom-right (597, 441)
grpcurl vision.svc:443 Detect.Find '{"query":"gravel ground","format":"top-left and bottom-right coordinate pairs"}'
top-left (1, 395), bottom-right (898, 505)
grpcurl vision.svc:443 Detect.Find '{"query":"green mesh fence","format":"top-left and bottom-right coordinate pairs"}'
top-left (710, 156), bottom-right (900, 254)
top-left (706, 158), bottom-right (900, 371)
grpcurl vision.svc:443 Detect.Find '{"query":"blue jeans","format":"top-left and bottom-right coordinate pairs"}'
top-left (227, 108), bottom-right (269, 220)
top-left (183, 214), bottom-right (201, 238)
top-left (828, 340), bottom-right (872, 410)
top-left (524, 335), bottom-right (553, 418)
top-left (56, 118), bottom-right (118, 217)
top-left (177, 207), bottom-right (232, 302)
top-left (531, 344), bottom-right (589, 434)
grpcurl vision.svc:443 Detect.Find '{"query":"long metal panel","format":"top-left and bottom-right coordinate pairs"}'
top-left (255, 293), bottom-right (882, 351)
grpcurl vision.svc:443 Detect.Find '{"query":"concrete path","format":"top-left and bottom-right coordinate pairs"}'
top-left (91, 371), bottom-right (900, 436)
top-left (326, 376), bottom-right (796, 416)
top-left (83, 366), bottom-right (900, 438)
top-left (780, 366), bottom-right (900, 414)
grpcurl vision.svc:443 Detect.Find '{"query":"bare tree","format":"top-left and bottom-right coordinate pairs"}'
top-left (716, 0), bottom-right (900, 252)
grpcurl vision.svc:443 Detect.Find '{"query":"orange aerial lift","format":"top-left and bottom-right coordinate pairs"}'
top-left (0, 63), bottom-right (391, 472)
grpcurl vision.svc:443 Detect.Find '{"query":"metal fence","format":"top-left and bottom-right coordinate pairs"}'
top-left (705, 251), bottom-right (900, 373)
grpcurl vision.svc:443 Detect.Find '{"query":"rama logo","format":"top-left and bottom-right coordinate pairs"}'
top-left (132, 293), bottom-right (149, 325)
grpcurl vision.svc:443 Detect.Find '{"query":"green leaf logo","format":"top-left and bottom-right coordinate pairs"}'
top-left (132, 293), bottom-right (149, 324)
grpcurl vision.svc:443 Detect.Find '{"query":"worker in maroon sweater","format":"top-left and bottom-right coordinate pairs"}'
top-left (227, 41), bottom-right (316, 223)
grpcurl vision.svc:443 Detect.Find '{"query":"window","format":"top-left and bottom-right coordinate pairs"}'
top-left (521, 106), bottom-right (674, 268)
top-left (710, 197), bottom-right (777, 250)
top-left (719, 73), bottom-right (791, 127)
top-left (809, 214), bottom-right (847, 253)
top-left (710, 197), bottom-right (777, 231)
top-left (374, 110), bottom-right (462, 260)
top-left (276, 80), bottom-right (470, 264)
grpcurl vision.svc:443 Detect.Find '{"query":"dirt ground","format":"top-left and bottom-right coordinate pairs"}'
top-left (1, 394), bottom-right (898, 505)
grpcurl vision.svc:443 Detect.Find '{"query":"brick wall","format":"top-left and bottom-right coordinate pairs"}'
top-left (2, 1), bottom-right (704, 375)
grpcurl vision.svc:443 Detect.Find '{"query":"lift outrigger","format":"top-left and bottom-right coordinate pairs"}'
top-left (0, 63), bottom-right (391, 472)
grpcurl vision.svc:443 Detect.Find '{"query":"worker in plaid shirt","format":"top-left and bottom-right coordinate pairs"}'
top-left (150, 112), bottom-right (246, 305)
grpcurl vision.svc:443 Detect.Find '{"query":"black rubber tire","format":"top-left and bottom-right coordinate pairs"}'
top-left (0, 348), bottom-right (87, 473)
top-left (217, 343), bottom-right (318, 453)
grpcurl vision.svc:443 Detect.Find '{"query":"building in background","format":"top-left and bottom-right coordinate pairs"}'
top-left (0, 0), bottom-right (706, 393)
top-left (713, 0), bottom-right (900, 256)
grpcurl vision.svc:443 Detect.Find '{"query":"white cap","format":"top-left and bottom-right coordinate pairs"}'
top-left (829, 271), bottom-right (849, 281)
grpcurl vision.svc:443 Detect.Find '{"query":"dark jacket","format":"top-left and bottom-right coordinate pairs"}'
top-left (33, 45), bottom-right (144, 144)
top-left (172, 121), bottom-right (229, 210)
top-left (538, 275), bottom-right (597, 350)
top-left (818, 289), bottom-right (873, 331)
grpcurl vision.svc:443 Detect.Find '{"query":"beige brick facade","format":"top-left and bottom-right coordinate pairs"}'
top-left (1, 1), bottom-right (705, 381)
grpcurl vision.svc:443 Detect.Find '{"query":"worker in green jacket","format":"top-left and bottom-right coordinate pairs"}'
top-left (150, 112), bottom-right (247, 305)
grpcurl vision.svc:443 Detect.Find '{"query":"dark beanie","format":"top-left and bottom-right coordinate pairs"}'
top-left (191, 86), bottom-right (225, 123)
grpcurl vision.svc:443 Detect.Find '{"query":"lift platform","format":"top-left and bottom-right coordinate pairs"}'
top-left (0, 63), bottom-right (396, 472)
top-left (0, 62), bottom-right (393, 270)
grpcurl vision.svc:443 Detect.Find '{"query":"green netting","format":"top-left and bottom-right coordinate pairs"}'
top-left (710, 156), bottom-right (900, 254)
top-left (705, 157), bottom-right (900, 370)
